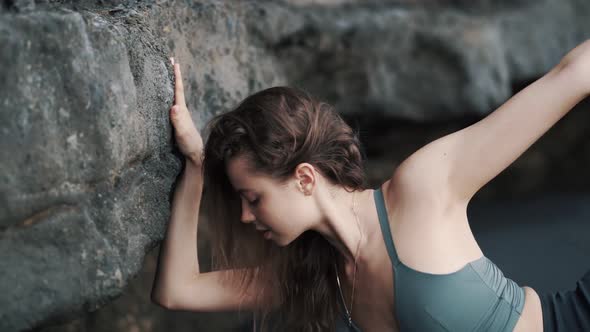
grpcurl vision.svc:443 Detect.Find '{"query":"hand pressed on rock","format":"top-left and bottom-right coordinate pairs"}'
top-left (169, 57), bottom-right (204, 166)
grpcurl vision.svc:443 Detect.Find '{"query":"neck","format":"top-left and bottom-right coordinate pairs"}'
top-left (311, 187), bottom-right (378, 269)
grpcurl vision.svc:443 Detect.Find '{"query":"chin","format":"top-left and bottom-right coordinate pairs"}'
top-left (277, 239), bottom-right (294, 247)
top-left (274, 236), bottom-right (290, 247)
top-left (275, 232), bottom-right (304, 248)
top-left (265, 232), bottom-right (288, 247)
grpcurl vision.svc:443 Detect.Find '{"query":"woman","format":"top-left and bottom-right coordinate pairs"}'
top-left (151, 40), bottom-right (590, 331)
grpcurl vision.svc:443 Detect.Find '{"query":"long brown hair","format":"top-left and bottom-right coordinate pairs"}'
top-left (201, 86), bottom-right (368, 331)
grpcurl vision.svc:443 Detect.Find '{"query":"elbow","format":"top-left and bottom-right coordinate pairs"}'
top-left (150, 288), bottom-right (176, 309)
top-left (554, 40), bottom-right (590, 95)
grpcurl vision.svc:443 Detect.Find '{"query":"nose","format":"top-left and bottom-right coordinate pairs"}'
top-left (240, 199), bottom-right (256, 224)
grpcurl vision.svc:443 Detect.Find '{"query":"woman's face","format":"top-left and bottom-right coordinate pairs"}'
top-left (225, 156), bottom-right (321, 246)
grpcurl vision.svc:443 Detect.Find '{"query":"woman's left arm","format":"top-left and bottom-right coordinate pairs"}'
top-left (444, 39), bottom-right (590, 203)
top-left (395, 40), bottom-right (590, 207)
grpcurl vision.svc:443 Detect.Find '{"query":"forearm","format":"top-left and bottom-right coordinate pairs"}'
top-left (151, 159), bottom-right (204, 303)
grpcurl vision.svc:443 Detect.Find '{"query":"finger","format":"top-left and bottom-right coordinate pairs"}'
top-left (174, 62), bottom-right (186, 106)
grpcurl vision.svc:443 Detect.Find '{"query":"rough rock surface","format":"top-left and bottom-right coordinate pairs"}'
top-left (1, 0), bottom-right (589, 331)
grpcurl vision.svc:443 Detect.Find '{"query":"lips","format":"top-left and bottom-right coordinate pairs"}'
top-left (254, 223), bottom-right (270, 232)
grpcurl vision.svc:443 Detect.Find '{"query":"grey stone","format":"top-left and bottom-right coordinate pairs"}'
top-left (1, 0), bottom-right (590, 331)
top-left (0, 2), bottom-right (282, 331)
top-left (257, 0), bottom-right (590, 121)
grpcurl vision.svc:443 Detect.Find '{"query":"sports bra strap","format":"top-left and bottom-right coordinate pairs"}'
top-left (374, 187), bottom-right (401, 268)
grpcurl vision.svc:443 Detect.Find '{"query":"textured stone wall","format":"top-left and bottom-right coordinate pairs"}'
top-left (1, 0), bottom-right (590, 331)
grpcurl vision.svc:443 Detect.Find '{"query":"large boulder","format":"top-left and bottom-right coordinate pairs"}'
top-left (1, 0), bottom-right (589, 331)
top-left (0, 2), bottom-right (282, 331)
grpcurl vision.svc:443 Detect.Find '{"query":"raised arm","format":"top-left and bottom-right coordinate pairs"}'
top-left (150, 160), bottom-right (278, 312)
top-left (393, 40), bottom-right (590, 207)
top-left (150, 160), bottom-right (204, 307)
top-left (151, 58), bottom-right (279, 312)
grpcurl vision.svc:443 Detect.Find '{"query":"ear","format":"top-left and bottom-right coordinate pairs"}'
top-left (294, 163), bottom-right (315, 196)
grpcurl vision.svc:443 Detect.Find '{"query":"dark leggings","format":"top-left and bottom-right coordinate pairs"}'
top-left (540, 269), bottom-right (590, 331)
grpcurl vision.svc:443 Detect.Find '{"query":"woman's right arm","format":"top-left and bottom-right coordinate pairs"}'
top-left (151, 58), bottom-right (279, 312)
top-left (150, 159), bottom-right (279, 312)
top-left (149, 158), bottom-right (201, 308)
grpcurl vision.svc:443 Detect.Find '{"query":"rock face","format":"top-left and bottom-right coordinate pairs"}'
top-left (273, 0), bottom-right (590, 121)
top-left (1, 0), bottom-right (589, 331)
top-left (0, 2), bottom-right (283, 331)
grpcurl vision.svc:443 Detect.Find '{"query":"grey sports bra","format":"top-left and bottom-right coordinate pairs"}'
top-left (336, 186), bottom-right (525, 331)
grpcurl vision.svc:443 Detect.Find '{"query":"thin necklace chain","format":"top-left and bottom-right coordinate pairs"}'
top-left (335, 190), bottom-right (363, 327)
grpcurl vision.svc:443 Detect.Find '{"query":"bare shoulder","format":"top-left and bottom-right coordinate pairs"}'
top-left (380, 167), bottom-right (482, 274)
top-left (384, 160), bottom-right (466, 218)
